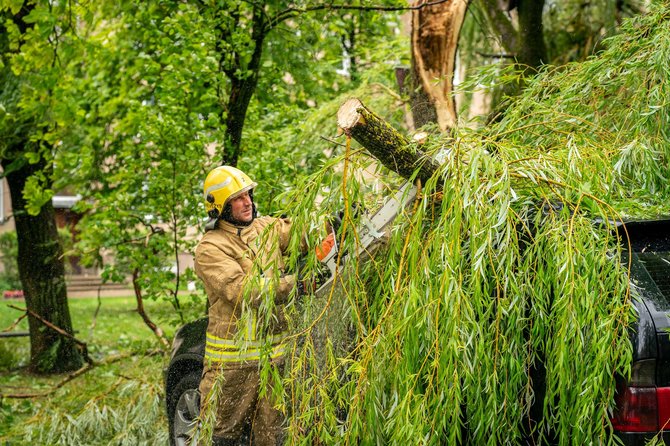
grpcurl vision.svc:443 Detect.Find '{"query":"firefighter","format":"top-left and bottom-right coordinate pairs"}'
top-left (195, 165), bottom-right (297, 446)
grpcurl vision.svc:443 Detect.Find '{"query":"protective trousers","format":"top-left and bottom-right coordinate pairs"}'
top-left (199, 361), bottom-right (284, 446)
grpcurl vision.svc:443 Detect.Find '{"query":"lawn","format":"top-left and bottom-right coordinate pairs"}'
top-left (0, 294), bottom-right (204, 445)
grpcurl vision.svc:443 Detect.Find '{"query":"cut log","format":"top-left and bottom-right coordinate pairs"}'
top-left (337, 98), bottom-right (440, 184)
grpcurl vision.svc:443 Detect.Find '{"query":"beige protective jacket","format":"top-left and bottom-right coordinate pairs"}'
top-left (194, 216), bottom-right (296, 364)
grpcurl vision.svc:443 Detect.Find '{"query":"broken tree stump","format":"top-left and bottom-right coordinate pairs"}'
top-left (337, 98), bottom-right (440, 185)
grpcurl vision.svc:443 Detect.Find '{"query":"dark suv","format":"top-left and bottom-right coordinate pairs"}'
top-left (611, 219), bottom-right (670, 445)
top-left (165, 218), bottom-right (670, 445)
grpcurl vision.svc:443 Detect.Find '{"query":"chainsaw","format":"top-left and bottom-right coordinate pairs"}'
top-left (314, 181), bottom-right (417, 296)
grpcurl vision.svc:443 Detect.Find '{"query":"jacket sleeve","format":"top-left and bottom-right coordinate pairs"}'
top-left (275, 216), bottom-right (309, 255)
top-left (272, 218), bottom-right (300, 303)
top-left (195, 241), bottom-right (296, 308)
top-left (276, 217), bottom-right (292, 253)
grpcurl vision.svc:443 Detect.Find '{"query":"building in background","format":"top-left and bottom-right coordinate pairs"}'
top-left (0, 179), bottom-right (132, 297)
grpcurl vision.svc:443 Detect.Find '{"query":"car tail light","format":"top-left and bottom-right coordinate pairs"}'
top-left (611, 359), bottom-right (670, 432)
top-left (659, 388), bottom-right (670, 430)
top-left (612, 385), bottom-right (659, 431)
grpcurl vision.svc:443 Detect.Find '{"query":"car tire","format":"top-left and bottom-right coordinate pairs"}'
top-left (168, 370), bottom-right (202, 446)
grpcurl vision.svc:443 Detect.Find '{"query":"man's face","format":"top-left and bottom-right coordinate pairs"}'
top-left (230, 191), bottom-right (253, 223)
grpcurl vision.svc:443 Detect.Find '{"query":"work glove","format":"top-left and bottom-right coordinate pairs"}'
top-left (296, 258), bottom-right (331, 297)
top-left (326, 202), bottom-right (367, 234)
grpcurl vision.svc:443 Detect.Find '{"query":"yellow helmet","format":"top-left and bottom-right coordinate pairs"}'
top-left (204, 166), bottom-right (257, 220)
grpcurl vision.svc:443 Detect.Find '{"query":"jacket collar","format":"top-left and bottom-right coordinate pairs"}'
top-left (217, 219), bottom-right (255, 236)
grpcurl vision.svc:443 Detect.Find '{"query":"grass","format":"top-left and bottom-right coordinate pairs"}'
top-left (0, 294), bottom-right (205, 445)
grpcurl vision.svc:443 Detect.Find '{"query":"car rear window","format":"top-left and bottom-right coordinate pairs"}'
top-left (637, 252), bottom-right (670, 300)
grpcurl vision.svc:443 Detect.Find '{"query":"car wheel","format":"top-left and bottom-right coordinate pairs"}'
top-left (168, 370), bottom-right (201, 446)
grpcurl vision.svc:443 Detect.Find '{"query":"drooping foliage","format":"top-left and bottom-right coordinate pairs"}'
top-left (218, 5), bottom-right (670, 445)
top-left (22, 380), bottom-right (167, 446)
top-left (2, 0), bottom-right (667, 443)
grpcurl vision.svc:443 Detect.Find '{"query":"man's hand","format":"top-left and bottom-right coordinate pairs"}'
top-left (296, 259), bottom-right (331, 296)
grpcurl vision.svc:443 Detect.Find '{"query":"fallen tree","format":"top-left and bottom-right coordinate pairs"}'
top-left (221, 5), bottom-right (670, 446)
top-left (327, 95), bottom-right (634, 444)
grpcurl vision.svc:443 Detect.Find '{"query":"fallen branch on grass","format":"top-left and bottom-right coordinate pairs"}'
top-left (2, 312), bottom-right (27, 334)
top-left (1, 363), bottom-right (95, 399)
top-left (0, 349), bottom-right (163, 399)
top-left (7, 304), bottom-right (94, 365)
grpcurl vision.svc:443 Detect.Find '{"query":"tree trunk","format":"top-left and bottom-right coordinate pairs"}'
top-left (2, 155), bottom-right (83, 373)
top-left (410, 0), bottom-right (469, 131)
top-left (517, 0), bottom-right (546, 71)
top-left (223, 74), bottom-right (261, 167)
top-left (478, 0), bottom-right (547, 122)
top-left (479, 0), bottom-right (546, 69)
top-left (218, 6), bottom-right (267, 167)
top-left (337, 98), bottom-right (440, 184)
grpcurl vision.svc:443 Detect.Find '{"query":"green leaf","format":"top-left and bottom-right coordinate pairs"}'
top-left (0, 156), bottom-right (26, 179)
top-left (0, 0), bottom-right (24, 15)
top-left (24, 151), bottom-right (40, 164)
top-left (23, 174), bottom-right (53, 216)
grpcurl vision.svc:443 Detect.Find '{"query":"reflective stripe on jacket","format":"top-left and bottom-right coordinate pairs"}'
top-left (195, 216), bottom-right (295, 364)
top-left (205, 328), bottom-right (288, 363)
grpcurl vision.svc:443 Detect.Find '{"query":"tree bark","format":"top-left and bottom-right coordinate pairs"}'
top-left (337, 98), bottom-right (440, 184)
top-left (2, 155), bottom-right (83, 373)
top-left (217, 5), bottom-right (267, 167)
top-left (410, 0), bottom-right (469, 131)
top-left (0, 2), bottom-right (81, 374)
top-left (517, 0), bottom-right (546, 71)
top-left (223, 75), bottom-right (261, 167)
top-left (479, 0), bottom-right (518, 54)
